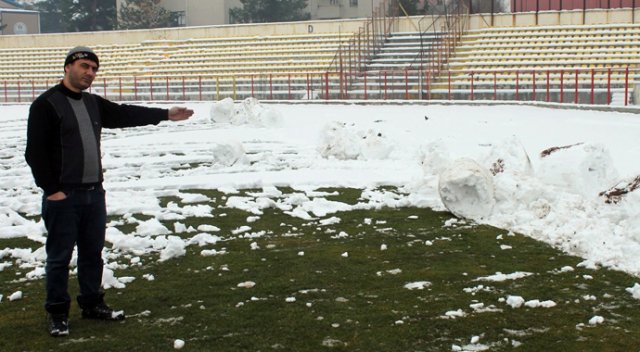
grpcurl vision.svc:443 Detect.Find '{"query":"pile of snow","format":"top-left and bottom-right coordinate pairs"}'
top-left (536, 143), bottom-right (619, 198)
top-left (481, 135), bottom-right (533, 176)
top-left (419, 141), bottom-right (451, 176)
top-left (211, 140), bottom-right (248, 167)
top-left (318, 121), bottom-right (394, 160)
top-left (0, 207), bottom-right (45, 239)
top-left (210, 97), bottom-right (281, 127)
top-left (438, 158), bottom-right (496, 220)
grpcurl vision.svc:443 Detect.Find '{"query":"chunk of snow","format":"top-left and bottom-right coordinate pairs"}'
top-left (475, 272), bottom-right (533, 282)
top-left (8, 291), bottom-right (22, 301)
top-left (626, 283), bottom-right (640, 299)
top-left (438, 158), bottom-right (495, 220)
top-left (404, 281), bottom-right (431, 290)
top-left (237, 281), bottom-right (256, 288)
top-left (588, 315), bottom-right (605, 325)
top-left (506, 295), bottom-right (525, 308)
top-left (444, 309), bottom-right (466, 318)
top-left (174, 339), bottom-right (185, 349)
top-left (158, 236), bottom-right (187, 262)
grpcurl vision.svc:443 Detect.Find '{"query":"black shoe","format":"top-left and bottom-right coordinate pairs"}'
top-left (81, 302), bottom-right (125, 321)
top-left (47, 313), bottom-right (69, 337)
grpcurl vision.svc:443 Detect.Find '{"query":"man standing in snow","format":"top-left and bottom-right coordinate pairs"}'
top-left (25, 46), bottom-right (194, 337)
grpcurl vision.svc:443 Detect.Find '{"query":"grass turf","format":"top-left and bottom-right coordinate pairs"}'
top-left (1, 187), bottom-right (639, 351)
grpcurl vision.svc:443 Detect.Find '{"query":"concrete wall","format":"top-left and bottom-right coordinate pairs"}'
top-left (469, 7), bottom-right (640, 29)
top-left (0, 8), bottom-right (638, 48)
top-left (0, 18), bottom-right (368, 48)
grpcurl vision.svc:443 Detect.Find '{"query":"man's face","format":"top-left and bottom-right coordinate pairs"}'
top-left (64, 59), bottom-right (98, 92)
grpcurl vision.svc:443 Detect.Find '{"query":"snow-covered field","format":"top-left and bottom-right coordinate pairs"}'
top-left (1, 99), bottom-right (640, 303)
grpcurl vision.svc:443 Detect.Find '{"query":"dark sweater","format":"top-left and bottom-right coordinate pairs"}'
top-left (25, 83), bottom-right (168, 195)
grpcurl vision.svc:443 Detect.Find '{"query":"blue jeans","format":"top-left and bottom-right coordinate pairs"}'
top-left (41, 186), bottom-right (106, 314)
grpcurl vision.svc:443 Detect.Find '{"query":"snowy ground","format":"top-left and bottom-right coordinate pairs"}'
top-left (1, 99), bottom-right (640, 300)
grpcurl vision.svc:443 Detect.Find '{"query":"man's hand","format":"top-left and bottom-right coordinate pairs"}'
top-left (168, 106), bottom-right (194, 121)
top-left (47, 191), bottom-right (67, 201)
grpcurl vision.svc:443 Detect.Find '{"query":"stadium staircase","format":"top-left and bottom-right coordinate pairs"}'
top-left (345, 31), bottom-right (442, 99)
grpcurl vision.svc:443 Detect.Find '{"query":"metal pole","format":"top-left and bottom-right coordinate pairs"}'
top-left (426, 70), bottom-right (430, 100)
top-left (625, 66), bottom-right (630, 106)
top-left (182, 76), bottom-right (186, 101)
top-left (494, 71), bottom-right (497, 100)
top-left (324, 72), bottom-right (329, 100)
top-left (560, 70), bottom-right (564, 103)
top-left (384, 71), bottom-right (388, 100)
top-left (607, 68), bottom-right (611, 104)
top-left (364, 72), bottom-right (368, 100)
top-left (470, 71), bottom-right (474, 101)
top-left (516, 70), bottom-right (519, 101)
top-left (546, 70), bottom-right (550, 102)
top-left (590, 69), bottom-right (595, 104)
top-left (448, 70), bottom-right (451, 100)
top-left (574, 69), bottom-right (579, 104)
top-left (532, 70), bottom-right (536, 101)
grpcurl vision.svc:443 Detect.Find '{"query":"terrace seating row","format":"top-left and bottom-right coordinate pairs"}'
top-left (0, 32), bottom-right (354, 82)
top-left (447, 23), bottom-right (640, 75)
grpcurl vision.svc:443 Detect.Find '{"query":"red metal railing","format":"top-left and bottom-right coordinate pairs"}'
top-left (1, 67), bottom-right (637, 105)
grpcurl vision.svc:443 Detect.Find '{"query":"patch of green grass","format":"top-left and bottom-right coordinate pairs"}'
top-left (1, 187), bottom-right (639, 351)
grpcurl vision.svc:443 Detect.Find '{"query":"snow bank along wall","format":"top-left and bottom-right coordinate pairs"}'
top-left (0, 8), bottom-right (638, 49)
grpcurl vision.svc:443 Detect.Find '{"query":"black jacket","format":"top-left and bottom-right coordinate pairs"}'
top-left (25, 83), bottom-right (168, 195)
